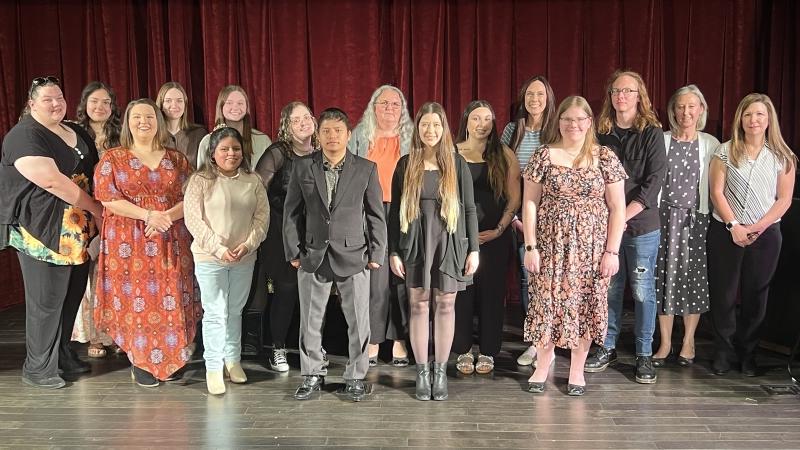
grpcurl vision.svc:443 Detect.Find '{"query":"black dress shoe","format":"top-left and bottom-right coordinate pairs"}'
top-left (392, 356), bottom-right (409, 367)
top-left (711, 355), bottom-right (731, 376)
top-left (368, 356), bottom-right (378, 367)
top-left (741, 359), bottom-right (758, 377)
top-left (131, 366), bottom-right (159, 387)
top-left (635, 356), bottom-right (657, 384)
top-left (294, 375), bottom-right (324, 400)
top-left (21, 375), bottom-right (66, 389)
top-left (527, 381), bottom-right (545, 393)
top-left (676, 355), bottom-right (694, 367)
top-left (342, 379), bottom-right (368, 402)
top-left (584, 347), bottom-right (617, 373)
top-left (59, 354), bottom-right (91, 374)
top-left (567, 384), bottom-right (586, 396)
top-left (652, 349), bottom-right (673, 368)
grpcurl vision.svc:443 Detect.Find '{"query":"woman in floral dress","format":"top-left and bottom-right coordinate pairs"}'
top-left (94, 99), bottom-right (201, 387)
top-left (522, 96), bottom-right (627, 396)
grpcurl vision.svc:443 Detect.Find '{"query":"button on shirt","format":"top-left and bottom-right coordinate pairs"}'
top-left (322, 155), bottom-right (345, 208)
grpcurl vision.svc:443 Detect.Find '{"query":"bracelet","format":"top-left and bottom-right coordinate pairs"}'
top-left (144, 209), bottom-right (152, 225)
top-left (604, 250), bottom-right (619, 255)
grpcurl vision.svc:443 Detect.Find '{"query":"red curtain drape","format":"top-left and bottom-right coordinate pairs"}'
top-left (0, 0), bottom-right (798, 308)
top-left (1, 0), bottom-right (797, 146)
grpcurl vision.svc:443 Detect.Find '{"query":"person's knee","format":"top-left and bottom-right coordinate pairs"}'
top-left (409, 299), bottom-right (429, 316)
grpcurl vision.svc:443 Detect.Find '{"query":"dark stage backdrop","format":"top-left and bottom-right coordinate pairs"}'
top-left (0, 0), bottom-right (798, 150)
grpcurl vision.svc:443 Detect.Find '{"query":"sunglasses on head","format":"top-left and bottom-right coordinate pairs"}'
top-left (31, 76), bottom-right (60, 87)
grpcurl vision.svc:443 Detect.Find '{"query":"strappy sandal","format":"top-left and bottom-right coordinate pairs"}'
top-left (87, 343), bottom-right (106, 358)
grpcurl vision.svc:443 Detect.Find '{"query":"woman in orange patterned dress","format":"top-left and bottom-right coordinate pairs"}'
top-left (94, 99), bottom-right (200, 387)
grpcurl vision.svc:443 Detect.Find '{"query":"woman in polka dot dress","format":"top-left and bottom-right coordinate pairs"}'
top-left (652, 85), bottom-right (719, 367)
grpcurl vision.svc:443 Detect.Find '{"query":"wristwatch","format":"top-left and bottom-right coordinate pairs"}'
top-left (525, 243), bottom-right (539, 252)
top-left (725, 220), bottom-right (739, 231)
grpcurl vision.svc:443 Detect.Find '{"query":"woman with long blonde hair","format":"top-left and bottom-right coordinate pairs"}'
top-left (707, 93), bottom-right (796, 376)
top-left (388, 102), bottom-right (479, 401)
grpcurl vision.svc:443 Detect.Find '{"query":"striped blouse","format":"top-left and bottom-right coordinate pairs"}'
top-left (500, 123), bottom-right (542, 170)
top-left (712, 141), bottom-right (784, 225)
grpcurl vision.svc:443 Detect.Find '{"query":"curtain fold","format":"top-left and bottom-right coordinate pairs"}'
top-left (0, 0), bottom-right (797, 153)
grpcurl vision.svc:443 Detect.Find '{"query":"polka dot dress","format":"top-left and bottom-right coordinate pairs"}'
top-left (656, 137), bottom-right (710, 316)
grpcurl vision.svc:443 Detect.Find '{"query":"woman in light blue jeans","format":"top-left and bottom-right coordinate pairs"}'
top-left (184, 127), bottom-right (268, 394)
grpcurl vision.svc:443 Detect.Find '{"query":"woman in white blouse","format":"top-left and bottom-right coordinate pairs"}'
top-left (707, 93), bottom-right (796, 377)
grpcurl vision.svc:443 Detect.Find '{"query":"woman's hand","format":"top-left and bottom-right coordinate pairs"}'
top-left (478, 229), bottom-right (500, 245)
top-left (730, 224), bottom-right (751, 247)
top-left (220, 249), bottom-right (240, 263)
top-left (599, 252), bottom-right (619, 278)
top-left (146, 210), bottom-right (172, 233)
top-left (464, 251), bottom-right (479, 276)
top-left (230, 243), bottom-right (249, 260)
top-left (524, 248), bottom-right (540, 274)
top-left (389, 255), bottom-right (405, 279)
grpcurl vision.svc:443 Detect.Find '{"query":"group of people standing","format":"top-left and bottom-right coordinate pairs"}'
top-left (0, 70), bottom-right (794, 401)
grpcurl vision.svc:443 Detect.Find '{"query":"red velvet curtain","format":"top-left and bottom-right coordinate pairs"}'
top-left (0, 0), bottom-right (798, 308)
top-left (1, 0), bottom-right (797, 146)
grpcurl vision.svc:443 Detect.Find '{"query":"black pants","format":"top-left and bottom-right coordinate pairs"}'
top-left (17, 252), bottom-right (90, 378)
top-left (452, 229), bottom-right (512, 357)
top-left (270, 279), bottom-right (300, 348)
top-left (707, 220), bottom-right (782, 362)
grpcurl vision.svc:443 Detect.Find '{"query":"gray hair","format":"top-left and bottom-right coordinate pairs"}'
top-left (667, 84), bottom-right (709, 132)
top-left (355, 84), bottom-right (413, 146)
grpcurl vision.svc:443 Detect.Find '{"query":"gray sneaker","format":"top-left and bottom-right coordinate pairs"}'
top-left (269, 348), bottom-right (289, 372)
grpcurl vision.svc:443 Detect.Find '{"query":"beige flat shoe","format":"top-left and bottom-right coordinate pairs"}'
top-left (224, 362), bottom-right (247, 383)
top-left (206, 370), bottom-right (225, 395)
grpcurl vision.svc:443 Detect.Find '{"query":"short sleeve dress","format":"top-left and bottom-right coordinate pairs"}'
top-left (93, 147), bottom-right (201, 380)
top-left (522, 146), bottom-right (627, 349)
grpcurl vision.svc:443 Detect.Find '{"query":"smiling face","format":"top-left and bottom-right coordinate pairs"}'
top-left (222, 90), bottom-right (247, 122)
top-left (29, 85), bottom-right (67, 125)
top-left (418, 112), bottom-right (443, 148)
top-left (318, 118), bottom-right (350, 153)
top-left (374, 89), bottom-right (403, 132)
top-left (161, 87), bottom-right (186, 121)
top-left (86, 88), bottom-right (112, 123)
top-left (740, 101), bottom-right (769, 139)
top-left (673, 93), bottom-right (703, 132)
top-left (213, 136), bottom-right (243, 176)
top-left (558, 105), bottom-right (592, 143)
top-left (466, 106), bottom-right (493, 140)
top-left (289, 104), bottom-right (315, 142)
top-left (524, 80), bottom-right (547, 119)
top-left (610, 74), bottom-right (640, 115)
top-left (127, 103), bottom-right (158, 143)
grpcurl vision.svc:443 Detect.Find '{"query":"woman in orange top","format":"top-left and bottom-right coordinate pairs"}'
top-left (349, 85), bottom-right (414, 366)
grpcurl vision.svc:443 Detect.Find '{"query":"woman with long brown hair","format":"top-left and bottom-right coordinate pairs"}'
top-left (156, 81), bottom-right (207, 169)
top-left (388, 102), bottom-right (479, 401)
top-left (452, 100), bottom-right (520, 375)
top-left (197, 85), bottom-right (271, 169)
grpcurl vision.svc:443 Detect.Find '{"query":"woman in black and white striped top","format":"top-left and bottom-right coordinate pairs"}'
top-left (707, 93), bottom-right (796, 377)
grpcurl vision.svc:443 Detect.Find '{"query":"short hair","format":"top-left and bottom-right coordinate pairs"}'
top-left (119, 98), bottom-right (170, 151)
top-left (318, 107), bottom-right (350, 130)
top-left (666, 84), bottom-right (709, 133)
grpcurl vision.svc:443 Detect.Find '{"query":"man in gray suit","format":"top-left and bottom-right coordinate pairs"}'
top-left (283, 108), bottom-right (387, 402)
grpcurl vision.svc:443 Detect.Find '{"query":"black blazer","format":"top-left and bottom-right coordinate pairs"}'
top-left (283, 151), bottom-right (387, 278)
top-left (388, 152), bottom-right (479, 283)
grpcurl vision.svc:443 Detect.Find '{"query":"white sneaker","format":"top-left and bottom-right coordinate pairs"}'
top-left (517, 345), bottom-right (537, 366)
top-left (269, 348), bottom-right (290, 372)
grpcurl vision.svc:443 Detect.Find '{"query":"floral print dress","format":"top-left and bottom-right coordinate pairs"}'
top-left (93, 148), bottom-right (201, 379)
top-left (523, 146), bottom-right (627, 349)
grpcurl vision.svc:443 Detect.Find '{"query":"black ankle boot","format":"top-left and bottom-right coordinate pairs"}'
top-left (415, 363), bottom-right (431, 401)
top-left (432, 362), bottom-right (448, 401)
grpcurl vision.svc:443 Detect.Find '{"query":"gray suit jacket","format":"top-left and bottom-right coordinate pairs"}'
top-left (283, 151), bottom-right (387, 277)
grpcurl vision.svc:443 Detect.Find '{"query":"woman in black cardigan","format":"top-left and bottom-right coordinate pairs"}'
top-left (388, 102), bottom-right (479, 401)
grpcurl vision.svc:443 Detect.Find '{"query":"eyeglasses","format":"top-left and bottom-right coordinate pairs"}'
top-left (289, 115), bottom-right (313, 125)
top-left (559, 116), bottom-right (591, 125)
top-left (375, 100), bottom-right (402, 110)
top-left (32, 76), bottom-right (60, 87)
top-left (609, 88), bottom-right (638, 97)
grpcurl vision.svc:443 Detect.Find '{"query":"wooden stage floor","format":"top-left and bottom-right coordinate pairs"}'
top-left (0, 304), bottom-right (799, 449)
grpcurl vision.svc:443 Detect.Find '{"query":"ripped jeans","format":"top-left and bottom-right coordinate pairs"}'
top-left (604, 229), bottom-right (660, 356)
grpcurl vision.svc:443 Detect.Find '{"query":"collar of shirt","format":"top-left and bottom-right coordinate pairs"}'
top-left (322, 155), bottom-right (345, 172)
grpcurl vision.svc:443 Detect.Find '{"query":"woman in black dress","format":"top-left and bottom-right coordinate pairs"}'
top-left (389, 102), bottom-right (479, 401)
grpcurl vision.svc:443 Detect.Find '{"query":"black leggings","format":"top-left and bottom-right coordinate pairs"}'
top-left (270, 280), bottom-right (300, 348)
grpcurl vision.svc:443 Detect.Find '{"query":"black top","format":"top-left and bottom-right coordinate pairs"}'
top-left (388, 152), bottom-right (479, 283)
top-left (597, 124), bottom-right (666, 236)
top-left (466, 162), bottom-right (506, 231)
top-left (0, 115), bottom-right (99, 251)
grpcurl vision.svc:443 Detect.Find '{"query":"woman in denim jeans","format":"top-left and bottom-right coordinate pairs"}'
top-left (184, 127), bottom-right (268, 394)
